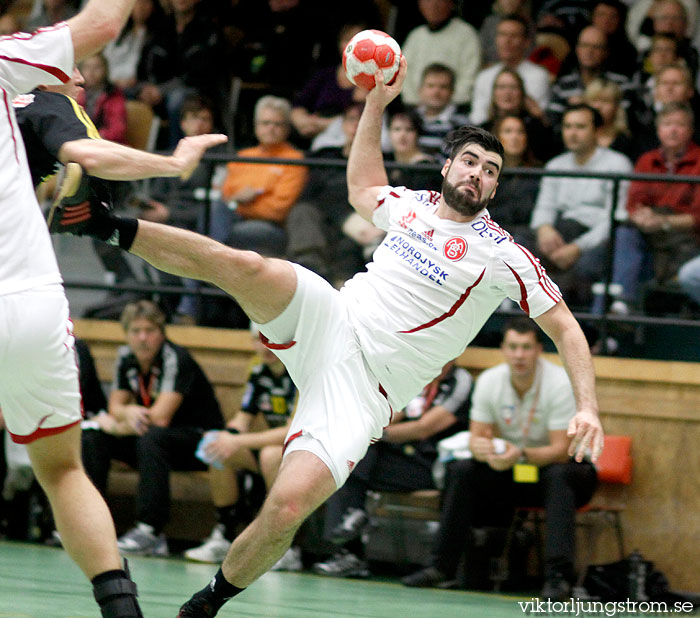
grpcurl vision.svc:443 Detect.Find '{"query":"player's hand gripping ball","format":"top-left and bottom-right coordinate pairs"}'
top-left (342, 29), bottom-right (401, 91)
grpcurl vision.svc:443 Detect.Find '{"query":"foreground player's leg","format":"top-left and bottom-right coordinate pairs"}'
top-left (178, 450), bottom-right (337, 618)
top-left (27, 425), bottom-right (143, 618)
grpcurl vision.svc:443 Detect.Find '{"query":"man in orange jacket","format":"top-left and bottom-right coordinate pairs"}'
top-left (213, 95), bottom-right (308, 257)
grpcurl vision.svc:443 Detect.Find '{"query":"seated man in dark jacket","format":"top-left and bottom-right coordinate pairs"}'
top-left (81, 300), bottom-right (224, 556)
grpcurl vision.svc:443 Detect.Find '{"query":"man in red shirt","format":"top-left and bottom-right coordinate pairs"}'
top-left (606, 101), bottom-right (700, 311)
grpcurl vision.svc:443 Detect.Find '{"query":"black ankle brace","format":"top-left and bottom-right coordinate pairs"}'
top-left (92, 566), bottom-right (143, 618)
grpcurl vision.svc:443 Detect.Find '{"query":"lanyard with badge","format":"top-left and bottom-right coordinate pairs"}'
top-left (512, 371), bottom-right (540, 484)
top-left (138, 373), bottom-right (155, 407)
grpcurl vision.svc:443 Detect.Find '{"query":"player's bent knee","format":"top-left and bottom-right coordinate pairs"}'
top-left (234, 248), bottom-right (268, 274)
top-left (261, 492), bottom-right (311, 533)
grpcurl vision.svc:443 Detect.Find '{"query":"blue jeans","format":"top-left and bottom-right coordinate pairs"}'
top-left (207, 200), bottom-right (286, 255)
top-left (677, 254), bottom-right (700, 304)
top-left (609, 224), bottom-right (654, 304)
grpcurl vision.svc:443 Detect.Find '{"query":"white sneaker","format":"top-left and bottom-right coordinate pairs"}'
top-left (117, 522), bottom-right (169, 556)
top-left (270, 546), bottom-right (303, 572)
top-left (610, 300), bottom-right (630, 315)
top-left (184, 524), bottom-right (230, 563)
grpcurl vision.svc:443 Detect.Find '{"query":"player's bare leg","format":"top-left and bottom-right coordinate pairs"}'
top-left (27, 424), bottom-right (143, 617)
top-left (129, 220), bottom-right (297, 325)
top-left (223, 450), bottom-right (335, 584)
top-left (178, 450), bottom-right (336, 617)
top-left (27, 425), bottom-right (120, 576)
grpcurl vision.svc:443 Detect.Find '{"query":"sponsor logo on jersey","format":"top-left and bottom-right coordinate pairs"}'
top-left (444, 237), bottom-right (468, 261)
top-left (471, 217), bottom-right (511, 244)
top-left (12, 93), bottom-right (35, 108)
top-left (424, 229), bottom-right (434, 241)
top-left (412, 189), bottom-right (440, 206)
top-left (405, 226), bottom-right (439, 250)
top-left (347, 460), bottom-right (356, 473)
top-left (399, 210), bottom-right (416, 229)
top-left (385, 234), bottom-right (450, 285)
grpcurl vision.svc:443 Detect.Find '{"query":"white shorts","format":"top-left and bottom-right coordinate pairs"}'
top-left (255, 264), bottom-right (392, 488)
top-left (0, 285), bottom-right (82, 443)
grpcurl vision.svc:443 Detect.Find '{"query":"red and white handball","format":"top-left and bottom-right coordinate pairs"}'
top-left (342, 29), bottom-right (401, 91)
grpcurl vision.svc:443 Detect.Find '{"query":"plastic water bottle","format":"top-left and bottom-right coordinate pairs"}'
top-left (628, 550), bottom-right (648, 601)
top-left (195, 431), bottom-right (224, 470)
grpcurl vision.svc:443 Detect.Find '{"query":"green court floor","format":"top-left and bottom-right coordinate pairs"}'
top-left (0, 540), bottom-right (534, 618)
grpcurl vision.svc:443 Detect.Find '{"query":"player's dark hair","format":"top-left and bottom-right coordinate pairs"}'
top-left (444, 125), bottom-right (505, 162)
top-left (503, 317), bottom-right (541, 342)
top-left (563, 103), bottom-right (604, 129)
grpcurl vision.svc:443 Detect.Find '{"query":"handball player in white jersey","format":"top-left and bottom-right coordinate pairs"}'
top-left (51, 57), bottom-right (604, 618)
top-left (0, 2), bottom-right (225, 616)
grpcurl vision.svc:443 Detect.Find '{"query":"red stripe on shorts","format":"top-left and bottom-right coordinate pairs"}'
top-left (259, 333), bottom-right (296, 350)
top-left (283, 429), bottom-right (303, 453)
top-left (10, 419), bottom-right (81, 444)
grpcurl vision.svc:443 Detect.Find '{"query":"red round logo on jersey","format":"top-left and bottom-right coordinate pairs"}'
top-left (444, 237), bottom-right (468, 261)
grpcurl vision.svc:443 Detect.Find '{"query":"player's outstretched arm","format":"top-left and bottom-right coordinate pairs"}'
top-left (347, 56), bottom-right (407, 221)
top-left (534, 301), bottom-right (604, 463)
top-left (58, 134), bottom-right (228, 181)
top-left (66, 0), bottom-right (138, 62)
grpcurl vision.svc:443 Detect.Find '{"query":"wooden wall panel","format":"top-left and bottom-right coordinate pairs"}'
top-left (73, 321), bottom-right (700, 591)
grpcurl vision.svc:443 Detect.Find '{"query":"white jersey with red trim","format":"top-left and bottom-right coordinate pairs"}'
top-left (340, 185), bottom-right (562, 411)
top-left (0, 25), bottom-right (73, 296)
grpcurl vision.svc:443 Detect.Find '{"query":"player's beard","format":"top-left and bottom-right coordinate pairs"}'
top-left (441, 176), bottom-right (490, 217)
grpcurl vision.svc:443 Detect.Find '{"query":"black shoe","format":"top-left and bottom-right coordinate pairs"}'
top-left (541, 572), bottom-right (572, 601)
top-left (47, 162), bottom-right (110, 236)
top-left (177, 597), bottom-right (217, 618)
top-left (401, 566), bottom-right (456, 589)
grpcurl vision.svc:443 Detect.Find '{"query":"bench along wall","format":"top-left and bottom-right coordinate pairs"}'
top-left (74, 320), bottom-right (700, 592)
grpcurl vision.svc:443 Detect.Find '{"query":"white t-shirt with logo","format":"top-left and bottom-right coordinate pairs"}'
top-left (0, 24), bottom-right (73, 296)
top-left (340, 185), bottom-right (562, 411)
top-left (469, 358), bottom-right (575, 448)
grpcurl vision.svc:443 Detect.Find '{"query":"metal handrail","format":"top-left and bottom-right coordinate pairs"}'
top-left (63, 154), bottom-right (700, 351)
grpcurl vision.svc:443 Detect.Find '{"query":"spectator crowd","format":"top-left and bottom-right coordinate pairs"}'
top-left (5, 0), bottom-right (700, 319)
